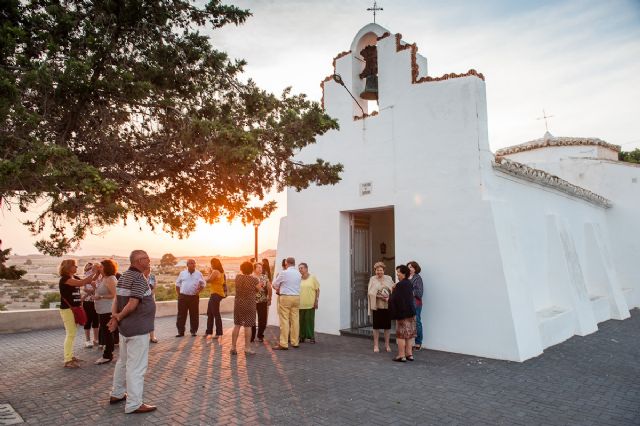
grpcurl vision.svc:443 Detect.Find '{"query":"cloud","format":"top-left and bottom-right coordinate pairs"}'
top-left (212, 0), bottom-right (640, 149)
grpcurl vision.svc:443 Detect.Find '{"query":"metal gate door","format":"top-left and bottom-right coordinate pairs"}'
top-left (351, 214), bottom-right (372, 328)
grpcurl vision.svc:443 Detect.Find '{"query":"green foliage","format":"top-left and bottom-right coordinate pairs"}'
top-left (0, 1), bottom-right (343, 256)
top-left (160, 253), bottom-right (177, 269)
top-left (0, 248), bottom-right (26, 280)
top-left (154, 284), bottom-right (178, 302)
top-left (619, 149), bottom-right (640, 164)
top-left (40, 292), bottom-right (61, 309)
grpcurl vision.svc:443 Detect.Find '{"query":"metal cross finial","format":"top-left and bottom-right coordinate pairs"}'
top-left (367, 1), bottom-right (383, 23)
top-left (536, 109), bottom-right (554, 132)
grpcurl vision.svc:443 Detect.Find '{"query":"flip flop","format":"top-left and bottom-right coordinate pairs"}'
top-left (392, 356), bottom-right (406, 362)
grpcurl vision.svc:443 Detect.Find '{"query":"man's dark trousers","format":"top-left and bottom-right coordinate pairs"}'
top-left (176, 294), bottom-right (199, 335)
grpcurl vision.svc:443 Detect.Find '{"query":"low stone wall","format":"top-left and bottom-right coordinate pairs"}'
top-left (0, 296), bottom-right (235, 334)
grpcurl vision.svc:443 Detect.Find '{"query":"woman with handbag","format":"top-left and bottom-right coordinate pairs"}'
top-left (389, 264), bottom-right (417, 362)
top-left (367, 261), bottom-right (394, 353)
top-left (58, 259), bottom-right (99, 369)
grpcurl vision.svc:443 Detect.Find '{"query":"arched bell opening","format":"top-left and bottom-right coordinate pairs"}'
top-left (352, 32), bottom-right (379, 116)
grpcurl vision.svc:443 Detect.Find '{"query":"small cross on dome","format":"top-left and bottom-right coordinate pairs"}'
top-left (537, 109), bottom-right (555, 133)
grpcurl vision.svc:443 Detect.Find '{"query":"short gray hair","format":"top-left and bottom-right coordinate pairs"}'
top-left (130, 250), bottom-right (147, 264)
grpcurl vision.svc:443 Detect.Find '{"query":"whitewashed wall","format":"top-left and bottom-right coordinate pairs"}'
top-left (274, 23), bottom-right (635, 361)
top-left (501, 156), bottom-right (640, 309)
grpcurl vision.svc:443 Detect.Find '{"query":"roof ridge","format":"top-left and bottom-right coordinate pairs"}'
top-left (495, 135), bottom-right (621, 156)
top-left (492, 157), bottom-right (612, 208)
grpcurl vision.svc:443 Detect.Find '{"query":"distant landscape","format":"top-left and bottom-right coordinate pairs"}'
top-left (0, 250), bottom-right (276, 311)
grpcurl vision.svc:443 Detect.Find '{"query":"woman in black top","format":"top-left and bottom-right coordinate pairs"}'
top-left (389, 264), bottom-right (417, 362)
top-left (58, 259), bottom-right (98, 369)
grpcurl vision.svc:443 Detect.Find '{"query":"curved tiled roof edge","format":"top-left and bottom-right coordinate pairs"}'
top-left (495, 136), bottom-right (621, 156)
top-left (492, 157), bottom-right (612, 209)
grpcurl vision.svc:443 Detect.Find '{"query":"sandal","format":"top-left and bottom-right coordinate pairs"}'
top-left (149, 338), bottom-right (158, 344)
top-left (71, 357), bottom-right (85, 362)
top-left (64, 360), bottom-right (80, 369)
top-left (406, 355), bottom-right (414, 361)
top-left (230, 349), bottom-right (237, 355)
top-left (373, 347), bottom-right (380, 353)
top-left (385, 347), bottom-right (391, 352)
top-left (309, 339), bottom-right (316, 344)
top-left (244, 350), bottom-right (256, 355)
top-left (392, 356), bottom-right (406, 362)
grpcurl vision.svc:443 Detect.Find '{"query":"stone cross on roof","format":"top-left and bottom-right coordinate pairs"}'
top-left (367, 1), bottom-right (383, 23)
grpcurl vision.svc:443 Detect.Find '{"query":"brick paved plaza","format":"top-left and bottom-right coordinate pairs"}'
top-left (1, 310), bottom-right (639, 425)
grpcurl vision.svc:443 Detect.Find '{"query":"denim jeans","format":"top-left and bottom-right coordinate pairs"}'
top-left (415, 305), bottom-right (423, 345)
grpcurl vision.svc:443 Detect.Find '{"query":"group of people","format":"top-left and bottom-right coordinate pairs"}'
top-left (56, 251), bottom-right (322, 414)
top-left (57, 250), bottom-right (423, 414)
top-left (58, 250), bottom-right (157, 413)
top-left (367, 260), bottom-right (424, 362)
top-left (171, 255), bottom-right (321, 355)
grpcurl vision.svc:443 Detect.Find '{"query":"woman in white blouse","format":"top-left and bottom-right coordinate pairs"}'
top-left (367, 261), bottom-right (394, 353)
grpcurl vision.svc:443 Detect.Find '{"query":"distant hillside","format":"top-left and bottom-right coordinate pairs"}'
top-left (10, 249), bottom-right (276, 262)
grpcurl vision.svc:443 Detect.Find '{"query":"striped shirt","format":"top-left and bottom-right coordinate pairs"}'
top-left (116, 266), bottom-right (156, 337)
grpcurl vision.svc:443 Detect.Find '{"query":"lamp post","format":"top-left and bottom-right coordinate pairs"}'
top-left (253, 217), bottom-right (262, 263)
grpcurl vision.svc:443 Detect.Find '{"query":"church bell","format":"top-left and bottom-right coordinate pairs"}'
top-left (360, 75), bottom-right (378, 100)
top-left (359, 45), bottom-right (379, 101)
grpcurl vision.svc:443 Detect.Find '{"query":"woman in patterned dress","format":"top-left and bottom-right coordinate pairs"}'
top-left (251, 262), bottom-right (272, 343)
top-left (389, 264), bottom-right (417, 362)
top-left (231, 261), bottom-right (261, 355)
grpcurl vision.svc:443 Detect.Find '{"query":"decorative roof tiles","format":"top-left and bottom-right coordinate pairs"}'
top-left (492, 157), bottom-right (612, 208)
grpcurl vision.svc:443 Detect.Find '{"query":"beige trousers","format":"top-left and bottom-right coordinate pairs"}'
top-left (278, 295), bottom-right (300, 348)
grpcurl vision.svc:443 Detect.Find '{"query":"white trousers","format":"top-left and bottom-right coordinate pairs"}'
top-left (111, 333), bottom-right (150, 413)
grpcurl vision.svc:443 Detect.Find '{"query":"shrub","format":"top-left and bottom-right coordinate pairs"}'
top-left (40, 292), bottom-right (61, 309)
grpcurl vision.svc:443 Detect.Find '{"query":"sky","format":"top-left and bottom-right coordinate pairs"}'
top-left (2, 0), bottom-right (639, 258)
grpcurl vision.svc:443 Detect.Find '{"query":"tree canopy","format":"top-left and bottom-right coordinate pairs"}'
top-left (619, 148), bottom-right (640, 164)
top-left (0, 247), bottom-right (26, 280)
top-left (0, 0), bottom-right (342, 256)
top-left (160, 253), bottom-right (177, 269)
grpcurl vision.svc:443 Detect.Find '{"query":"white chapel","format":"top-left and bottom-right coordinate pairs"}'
top-left (272, 23), bottom-right (640, 362)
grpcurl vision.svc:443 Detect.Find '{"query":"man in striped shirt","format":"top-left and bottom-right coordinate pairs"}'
top-left (108, 250), bottom-right (157, 414)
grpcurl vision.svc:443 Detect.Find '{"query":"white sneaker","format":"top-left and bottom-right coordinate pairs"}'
top-left (84, 341), bottom-right (93, 348)
top-left (94, 357), bottom-right (112, 365)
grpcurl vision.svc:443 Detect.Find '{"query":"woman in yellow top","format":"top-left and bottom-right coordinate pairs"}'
top-left (367, 261), bottom-right (394, 353)
top-left (298, 263), bottom-right (320, 343)
top-left (205, 258), bottom-right (226, 339)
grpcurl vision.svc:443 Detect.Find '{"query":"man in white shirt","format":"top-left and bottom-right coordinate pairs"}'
top-left (272, 257), bottom-right (302, 350)
top-left (175, 259), bottom-right (205, 337)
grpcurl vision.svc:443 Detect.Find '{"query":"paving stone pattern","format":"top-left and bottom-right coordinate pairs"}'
top-left (1, 310), bottom-right (639, 425)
